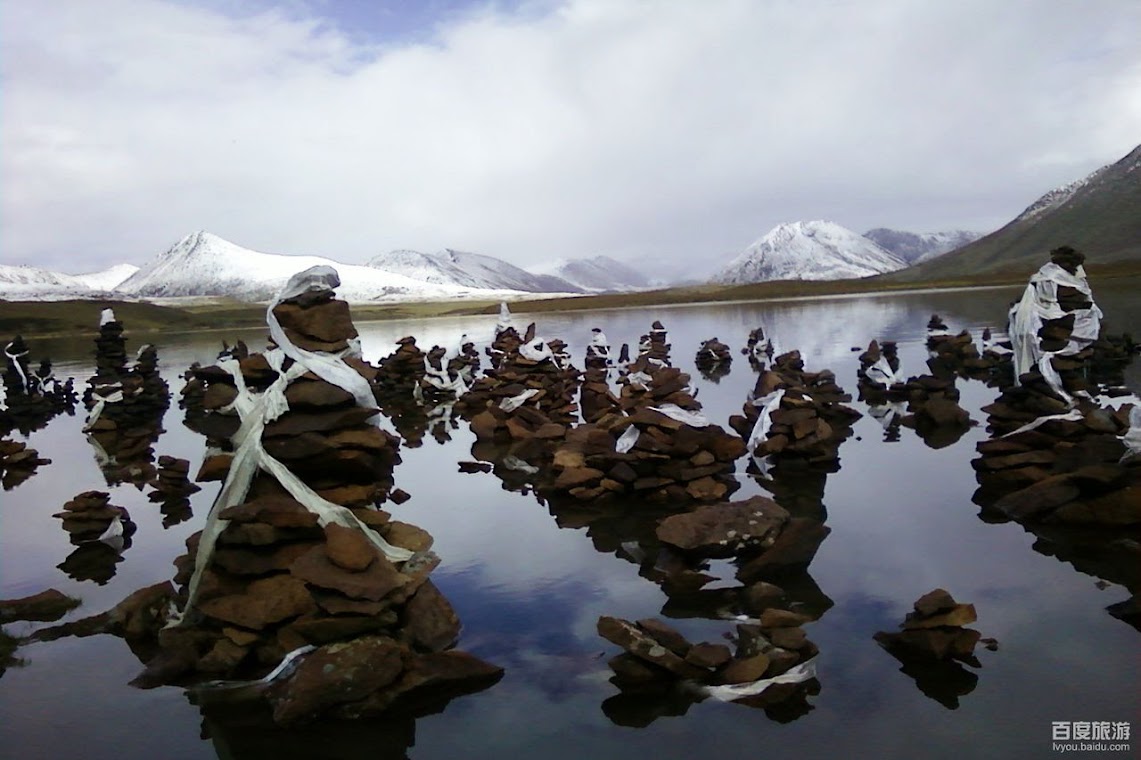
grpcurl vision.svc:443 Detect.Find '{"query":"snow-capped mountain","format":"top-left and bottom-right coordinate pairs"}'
top-left (1012, 164), bottom-right (1112, 224)
top-left (713, 221), bottom-right (908, 284)
top-left (527, 255), bottom-right (651, 292)
top-left (116, 232), bottom-right (522, 302)
top-left (862, 229), bottom-right (981, 264)
top-left (367, 249), bottom-right (583, 293)
top-left (0, 263), bottom-right (140, 299)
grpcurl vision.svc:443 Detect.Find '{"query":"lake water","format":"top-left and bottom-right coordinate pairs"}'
top-left (1, 283), bottom-right (1138, 759)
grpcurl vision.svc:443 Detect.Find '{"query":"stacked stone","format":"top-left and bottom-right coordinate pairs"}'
top-left (542, 404), bottom-right (746, 504)
top-left (148, 456), bottom-right (200, 527)
top-left (2, 337), bottom-right (77, 436)
top-left (694, 337), bottom-right (733, 381)
top-left (449, 338), bottom-right (480, 385)
top-left (580, 367), bottom-right (622, 424)
top-left (585, 328), bottom-right (613, 370)
top-left (0, 438), bottom-right (51, 490)
top-left (375, 337), bottom-right (426, 397)
top-left (52, 491), bottom-right (136, 545)
top-left (635, 320), bottom-right (671, 366)
top-left (742, 327), bottom-right (773, 364)
top-left (615, 360), bottom-right (701, 414)
top-left (131, 270), bottom-right (502, 724)
top-left (972, 404), bottom-right (1138, 526)
top-left (874, 589), bottom-right (982, 662)
top-left (486, 319), bottom-right (525, 370)
top-left (729, 351), bottom-right (861, 467)
top-left (894, 375), bottom-right (973, 445)
top-left (459, 326), bottom-right (581, 445)
top-left (926, 329), bottom-right (989, 380)
top-left (598, 613), bottom-right (818, 713)
top-left (82, 314), bottom-right (172, 487)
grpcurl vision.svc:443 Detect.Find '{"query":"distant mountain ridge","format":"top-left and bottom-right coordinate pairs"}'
top-left (527, 255), bottom-right (652, 292)
top-left (0, 263), bottom-right (138, 298)
top-left (890, 144), bottom-right (1141, 280)
top-left (863, 229), bottom-right (981, 264)
top-left (115, 232), bottom-right (513, 302)
top-left (713, 221), bottom-right (908, 284)
top-left (367, 248), bottom-right (582, 293)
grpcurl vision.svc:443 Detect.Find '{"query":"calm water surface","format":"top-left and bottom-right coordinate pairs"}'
top-left (1, 284), bottom-right (1138, 759)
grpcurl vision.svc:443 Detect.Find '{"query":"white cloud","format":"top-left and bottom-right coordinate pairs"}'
top-left (2, 0), bottom-right (1139, 271)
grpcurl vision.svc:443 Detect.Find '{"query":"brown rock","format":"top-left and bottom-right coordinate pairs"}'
top-left (994, 476), bottom-right (1081, 520)
top-left (597, 616), bottom-right (706, 679)
top-left (285, 380), bottom-right (355, 409)
top-left (759, 608), bottom-right (812, 628)
top-left (212, 542), bottom-right (318, 576)
top-left (324, 524), bottom-right (379, 572)
top-left (685, 643), bottom-right (732, 669)
top-left (913, 588), bottom-right (957, 617)
top-left (266, 636), bottom-right (405, 726)
top-left (554, 467), bottom-right (605, 490)
top-left (0, 589), bottom-right (80, 624)
top-left (655, 496), bottom-right (788, 558)
top-left (272, 299), bottom-right (359, 344)
top-left (737, 519), bottom-right (831, 582)
top-left (401, 580), bottom-right (460, 653)
top-left (720, 653), bottom-right (771, 684)
top-left (196, 454), bottom-right (233, 482)
top-left (197, 574), bottom-right (317, 630)
top-left (768, 627), bottom-right (807, 650)
top-left (635, 618), bottom-right (692, 656)
top-left (290, 546), bottom-right (408, 601)
top-left (219, 496), bottom-right (321, 528)
top-left (903, 603), bottom-right (977, 630)
top-left (383, 521), bottom-right (434, 553)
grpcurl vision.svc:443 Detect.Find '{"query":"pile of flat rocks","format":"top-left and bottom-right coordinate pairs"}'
top-left (873, 589), bottom-right (989, 709)
top-left (374, 337), bottom-right (427, 398)
top-left (585, 328), bottom-right (613, 370)
top-left (636, 321), bottom-right (672, 366)
top-left (874, 589), bottom-right (983, 662)
top-left (53, 490), bottom-right (136, 545)
top-left (694, 337), bottom-right (733, 381)
top-left (742, 327), bottom-right (773, 367)
top-left (82, 314), bottom-right (171, 486)
top-left (148, 455), bottom-right (200, 527)
top-left (0, 438), bottom-right (51, 491)
top-left (543, 371), bottom-right (745, 504)
top-left (2, 336), bottom-right (77, 436)
top-left (972, 404), bottom-right (1139, 525)
top-left (598, 613), bottom-right (819, 715)
top-left (730, 351), bottom-right (861, 467)
top-left (925, 314), bottom-right (989, 374)
top-left (459, 323), bottom-right (581, 445)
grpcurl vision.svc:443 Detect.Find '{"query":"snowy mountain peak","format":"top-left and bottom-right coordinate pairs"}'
top-left (863, 228), bottom-right (981, 264)
top-left (713, 220), bottom-right (907, 284)
top-left (367, 248), bottom-right (583, 293)
top-left (527, 255), bottom-right (652, 292)
top-left (1013, 163), bottom-right (1112, 224)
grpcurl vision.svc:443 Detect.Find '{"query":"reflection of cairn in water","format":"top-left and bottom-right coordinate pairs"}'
top-left (730, 350), bottom-right (861, 475)
top-left (596, 494), bottom-right (830, 726)
top-left (856, 339), bottom-right (906, 441)
top-left (371, 336), bottom-right (432, 447)
top-left (148, 456), bottom-right (201, 528)
top-left (2, 335), bottom-right (78, 436)
top-left (585, 328), bottom-right (612, 370)
top-left (694, 337), bottom-right (732, 382)
top-left (126, 268), bottom-right (502, 725)
top-left (83, 311), bottom-right (171, 487)
top-left (0, 438), bottom-right (52, 491)
top-left (52, 491), bottom-right (136, 584)
top-left (874, 589), bottom-right (989, 710)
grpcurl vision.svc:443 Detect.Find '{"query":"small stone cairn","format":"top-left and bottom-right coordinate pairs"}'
top-left (730, 351), bottom-right (861, 468)
top-left (0, 438), bottom-right (51, 491)
top-left (694, 337), bottom-right (733, 381)
top-left (544, 329), bottom-right (745, 504)
top-left (2, 335), bottom-right (77, 436)
top-left (147, 455), bottom-right (201, 527)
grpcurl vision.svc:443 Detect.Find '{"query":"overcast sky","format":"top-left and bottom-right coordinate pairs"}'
top-left (2, 0), bottom-right (1139, 273)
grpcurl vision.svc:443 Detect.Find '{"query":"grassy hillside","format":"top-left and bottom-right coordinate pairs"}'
top-left (890, 144), bottom-right (1141, 281)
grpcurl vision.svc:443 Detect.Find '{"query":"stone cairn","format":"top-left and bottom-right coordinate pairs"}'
top-left (585, 328), bottom-right (613, 370)
top-left (2, 335), bottom-right (77, 436)
top-left (742, 327), bottom-right (773, 370)
top-left (52, 490), bottom-right (136, 584)
top-left (597, 494), bottom-right (828, 724)
top-left (542, 324), bottom-right (745, 504)
top-left (729, 350), bottom-right (861, 470)
top-left (82, 311), bottom-right (171, 487)
top-left (458, 322), bottom-right (581, 448)
top-left (371, 335), bottom-right (473, 447)
top-left (856, 338), bottom-right (973, 448)
top-left (874, 589), bottom-right (992, 709)
top-left (925, 314), bottom-right (996, 382)
top-left (694, 337), bottom-right (733, 382)
top-left (139, 268), bottom-right (501, 725)
top-left (0, 438), bottom-right (51, 491)
top-left (147, 455), bottom-right (201, 528)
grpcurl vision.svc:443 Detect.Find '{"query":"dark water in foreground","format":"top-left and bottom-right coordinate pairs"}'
top-left (1, 285), bottom-right (1138, 760)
